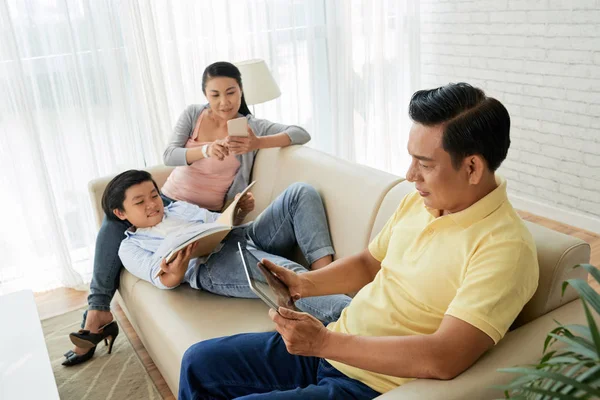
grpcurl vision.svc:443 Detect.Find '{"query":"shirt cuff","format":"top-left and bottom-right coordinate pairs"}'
top-left (446, 306), bottom-right (503, 344)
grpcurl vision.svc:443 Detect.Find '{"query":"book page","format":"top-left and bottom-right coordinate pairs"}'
top-left (155, 222), bottom-right (224, 260)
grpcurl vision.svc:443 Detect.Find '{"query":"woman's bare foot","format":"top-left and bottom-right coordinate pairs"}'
top-left (72, 310), bottom-right (114, 355)
top-left (310, 255), bottom-right (333, 270)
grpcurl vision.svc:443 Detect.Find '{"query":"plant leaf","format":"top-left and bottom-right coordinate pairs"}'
top-left (547, 334), bottom-right (597, 359)
top-left (564, 278), bottom-right (600, 316)
top-left (579, 264), bottom-right (600, 287)
top-left (514, 385), bottom-right (588, 400)
top-left (581, 300), bottom-right (600, 356)
top-left (498, 367), bottom-right (600, 397)
top-left (560, 324), bottom-right (593, 342)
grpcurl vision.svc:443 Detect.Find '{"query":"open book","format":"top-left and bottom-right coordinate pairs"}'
top-left (154, 181), bottom-right (256, 278)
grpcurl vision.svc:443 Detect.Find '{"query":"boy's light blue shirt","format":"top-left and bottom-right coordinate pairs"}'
top-left (118, 201), bottom-right (221, 289)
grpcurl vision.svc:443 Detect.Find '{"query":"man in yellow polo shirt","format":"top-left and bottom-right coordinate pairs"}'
top-left (178, 82), bottom-right (539, 400)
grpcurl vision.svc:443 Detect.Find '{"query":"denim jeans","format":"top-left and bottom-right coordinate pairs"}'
top-left (196, 182), bottom-right (351, 324)
top-left (84, 183), bottom-right (350, 325)
top-left (179, 331), bottom-right (381, 400)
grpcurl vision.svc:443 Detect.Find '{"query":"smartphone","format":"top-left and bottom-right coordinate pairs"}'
top-left (227, 116), bottom-right (248, 137)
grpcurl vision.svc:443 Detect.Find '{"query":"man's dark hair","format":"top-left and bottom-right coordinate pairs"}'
top-left (408, 82), bottom-right (510, 171)
top-left (101, 170), bottom-right (160, 221)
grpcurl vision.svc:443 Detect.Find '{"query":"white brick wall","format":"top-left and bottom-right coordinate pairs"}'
top-left (420, 0), bottom-right (600, 220)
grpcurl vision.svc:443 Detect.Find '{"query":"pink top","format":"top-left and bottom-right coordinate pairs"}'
top-left (161, 110), bottom-right (240, 211)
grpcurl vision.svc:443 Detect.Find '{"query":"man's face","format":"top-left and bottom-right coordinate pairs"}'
top-left (114, 181), bottom-right (164, 228)
top-left (405, 123), bottom-right (472, 213)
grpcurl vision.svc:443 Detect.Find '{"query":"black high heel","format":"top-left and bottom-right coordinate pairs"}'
top-left (69, 321), bottom-right (119, 353)
top-left (62, 347), bottom-right (96, 366)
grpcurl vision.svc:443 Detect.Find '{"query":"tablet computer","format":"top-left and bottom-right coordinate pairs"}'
top-left (237, 242), bottom-right (298, 312)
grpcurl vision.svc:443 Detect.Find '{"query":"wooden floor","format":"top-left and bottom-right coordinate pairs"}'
top-left (33, 212), bottom-right (600, 400)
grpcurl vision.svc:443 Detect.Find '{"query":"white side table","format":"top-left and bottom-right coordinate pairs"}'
top-left (0, 290), bottom-right (59, 400)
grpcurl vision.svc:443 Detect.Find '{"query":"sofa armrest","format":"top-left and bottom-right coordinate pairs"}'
top-left (375, 299), bottom-right (592, 399)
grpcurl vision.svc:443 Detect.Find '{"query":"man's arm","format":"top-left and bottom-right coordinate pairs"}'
top-left (322, 315), bottom-right (494, 379)
top-left (303, 249), bottom-right (382, 297)
top-left (262, 248), bottom-right (381, 299)
top-left (273, 310), bottom-right (494, 380)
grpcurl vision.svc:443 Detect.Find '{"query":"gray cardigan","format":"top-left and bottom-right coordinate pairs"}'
top-left (163, 104), bottom-right (311, 204)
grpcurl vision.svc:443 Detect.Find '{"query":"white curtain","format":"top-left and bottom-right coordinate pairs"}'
top-left (0, 0), bottom-right (419, 294)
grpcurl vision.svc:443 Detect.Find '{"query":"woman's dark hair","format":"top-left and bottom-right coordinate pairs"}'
top-left (101, 170), bottom-right (160, 221)
top-left (408, 82), bottom-right (510, 171)
top-left (202, 61), bottom-right (252, 116)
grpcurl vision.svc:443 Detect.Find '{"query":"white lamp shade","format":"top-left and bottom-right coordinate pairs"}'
top-left (234, 59), bottom-right (281, 106)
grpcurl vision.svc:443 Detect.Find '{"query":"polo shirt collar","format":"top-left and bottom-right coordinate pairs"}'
top-left (426, 176), bottom-right (508, 229)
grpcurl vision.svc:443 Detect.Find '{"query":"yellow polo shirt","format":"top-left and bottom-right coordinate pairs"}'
top-left (326, 178), bottom-right (539, 394)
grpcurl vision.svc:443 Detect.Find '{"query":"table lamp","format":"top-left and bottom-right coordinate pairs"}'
top-left (234, 59), bottom-right (281, 113)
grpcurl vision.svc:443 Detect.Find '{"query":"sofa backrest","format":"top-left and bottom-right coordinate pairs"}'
top-left (247, 146), bottom-right (403, 260)
top-left (88, 146), bottom-right (402, 260)
top-left (371, 182), bottom-right (591, 327)
top-left (87, 146), bottom-right (591, 325)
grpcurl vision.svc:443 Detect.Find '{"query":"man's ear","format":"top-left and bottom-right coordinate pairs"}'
top-left (113, 208), bottom-right (128, 221)
top-left (465, 155), bottom-right (485, 185)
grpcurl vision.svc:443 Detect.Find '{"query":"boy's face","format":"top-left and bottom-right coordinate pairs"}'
top-left (113, 181), bottom-right (164, 228)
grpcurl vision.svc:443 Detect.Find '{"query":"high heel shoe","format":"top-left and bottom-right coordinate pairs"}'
top-left (69, 321), bottom-right (119, 354)
top-left (62, 347), bottom-right (96, 366)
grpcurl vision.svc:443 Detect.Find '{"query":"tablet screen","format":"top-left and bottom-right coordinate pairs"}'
top-left (238, 242), bottom-right (297, 311)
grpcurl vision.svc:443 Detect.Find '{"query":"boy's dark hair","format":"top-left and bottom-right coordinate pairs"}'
top-left (202, 61), bottom-right (252, 116)
top-left (101, 169), bottom-right (160, 221)
top-left (408, 82), bottom-right (510, 171)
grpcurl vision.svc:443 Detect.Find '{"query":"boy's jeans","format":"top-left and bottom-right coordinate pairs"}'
top-left (84, 183), bottom-right (350, 325)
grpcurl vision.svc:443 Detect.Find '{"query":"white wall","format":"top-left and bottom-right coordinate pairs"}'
top-left (420, 0), bottom-right (600, 232)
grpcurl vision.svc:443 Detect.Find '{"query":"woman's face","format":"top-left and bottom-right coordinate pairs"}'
top-left (204, 76), bottom-right (242, 121)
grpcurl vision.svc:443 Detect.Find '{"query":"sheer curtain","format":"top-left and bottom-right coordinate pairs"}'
top-left (0, 0), bottom-right (419, 294)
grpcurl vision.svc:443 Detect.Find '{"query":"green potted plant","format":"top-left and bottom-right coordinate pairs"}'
top-left (497, 263), bottom-right (600, 399)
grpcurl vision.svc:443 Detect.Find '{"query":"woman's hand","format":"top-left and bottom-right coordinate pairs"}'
top-left (208, 138), bottom-right (229, 160)
top-left (227, 126), bottom-right (261, 155)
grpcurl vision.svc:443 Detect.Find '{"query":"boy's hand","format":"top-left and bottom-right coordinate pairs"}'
top-left (236, 191), bottom-right (255, 213)
top-left (159, 241), bottom-right (199, 278)
top-left (233, 192), bottom-right (255, 225)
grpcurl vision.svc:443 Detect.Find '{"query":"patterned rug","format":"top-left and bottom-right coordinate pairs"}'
top-left (42, 308), bottom-right (161, 400)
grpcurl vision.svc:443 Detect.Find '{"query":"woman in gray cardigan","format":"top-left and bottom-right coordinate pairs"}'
top-left (63, 61), bottom-right (311, 366)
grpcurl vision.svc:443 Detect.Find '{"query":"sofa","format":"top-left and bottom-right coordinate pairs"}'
top-left (88, 145), bottom-right (592, 399)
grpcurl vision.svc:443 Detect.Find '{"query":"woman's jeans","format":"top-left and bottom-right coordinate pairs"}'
top-left (83, 183), bottom-right (350, 326)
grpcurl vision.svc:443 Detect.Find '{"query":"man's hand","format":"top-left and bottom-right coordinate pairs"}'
top-left (208, 138), bottom-right (229, 160)
top-left (227, 126), bottom-right (260, 155)
top-left (260, 259), bottom-right (305, 300)
top-left (269, 307), bottom-right (330, 357)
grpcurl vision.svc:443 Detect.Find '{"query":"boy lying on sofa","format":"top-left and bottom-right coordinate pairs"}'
top-left (102, 169), bottom-right (350, 326)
